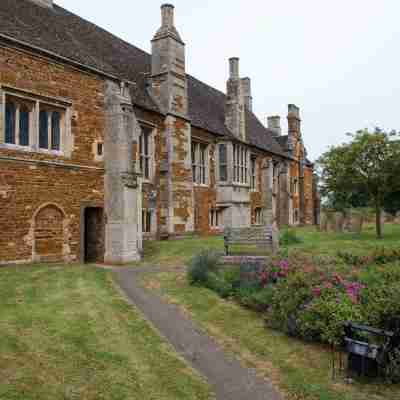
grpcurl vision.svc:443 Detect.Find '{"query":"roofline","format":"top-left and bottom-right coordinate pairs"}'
top-left (0, 35), bottom-right (297, 162)
top-left (0, 32), bottom-right (124, 83)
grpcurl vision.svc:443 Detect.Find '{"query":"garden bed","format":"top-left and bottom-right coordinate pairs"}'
top-left (187, 229), bottom-right (400, 381)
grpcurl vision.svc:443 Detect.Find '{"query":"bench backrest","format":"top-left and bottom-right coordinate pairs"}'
top-left (224, 226), bottom-right (274, 244)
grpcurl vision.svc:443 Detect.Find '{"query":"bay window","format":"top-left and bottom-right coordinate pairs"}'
top-left (233, 143), bottom-right (248, 184)
top-left (192, 142), bottom-right (208, 185)
top-left (219, 144), bottom-right (227, 182)
top-left (254, 208), bottom-right (263, 225)
top-left (209, 208), bottom-right (222, 228)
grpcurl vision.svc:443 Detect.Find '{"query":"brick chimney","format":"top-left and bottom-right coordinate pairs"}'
top-left (30, 0), bottom-right (53, 7)
top-left (225, 58), bottom-right (246, 141)
top-left (241, 77), bottom-right (253, 112)
top-left (267, 116), bottom-right (281, 136)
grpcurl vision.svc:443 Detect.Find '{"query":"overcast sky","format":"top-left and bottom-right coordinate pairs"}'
top-left (56, 0), bottom-right (400, 161)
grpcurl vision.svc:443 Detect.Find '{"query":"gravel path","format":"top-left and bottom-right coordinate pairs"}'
top-left (112, 266), bottom-right (282, 400)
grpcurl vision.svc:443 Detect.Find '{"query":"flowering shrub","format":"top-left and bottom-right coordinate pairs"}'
top-left (337, 248), bottom-right (400, 266)
top-left (189, 249), bottom-right (400, 353)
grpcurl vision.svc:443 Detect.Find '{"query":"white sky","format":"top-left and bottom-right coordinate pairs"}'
top-left (56, 0), bottom-right (400, 161)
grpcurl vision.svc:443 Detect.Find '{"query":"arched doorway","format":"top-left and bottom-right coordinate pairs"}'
top-left (34, 204), bottom-right (65, 263)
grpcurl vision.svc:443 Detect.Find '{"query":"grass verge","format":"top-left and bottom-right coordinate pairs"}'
top-left (0, 264), bottom-right (212, 400)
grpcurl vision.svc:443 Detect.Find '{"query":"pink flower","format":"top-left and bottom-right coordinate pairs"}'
top-left (312, 287), bottom-right (322, 297)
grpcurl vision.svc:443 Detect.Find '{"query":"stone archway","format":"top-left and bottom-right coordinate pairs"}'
top-left (33, 203), bottom-right (66, 263)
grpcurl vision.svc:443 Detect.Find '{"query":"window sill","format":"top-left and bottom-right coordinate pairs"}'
top-left (0, 143), bottom-right (64, 157)
top-left (194, 183), bottom-right (209, 188)
top-left (38, 148), bottom-right (63, 156)
top-left (0, 143), bottom-right (31, 152)
top-left (232, 183), bottom-right (250, 188)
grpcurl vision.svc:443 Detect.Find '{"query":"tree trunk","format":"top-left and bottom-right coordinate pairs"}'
top-left (375, 201), bottom-right (383, 239)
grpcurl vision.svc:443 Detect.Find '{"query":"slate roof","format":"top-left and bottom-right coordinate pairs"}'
top-left (0, 0), bottom-right (285, 156)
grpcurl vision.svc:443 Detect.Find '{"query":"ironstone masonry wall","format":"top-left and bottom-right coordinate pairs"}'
top-left (0, 45), bottom-right (105, 264)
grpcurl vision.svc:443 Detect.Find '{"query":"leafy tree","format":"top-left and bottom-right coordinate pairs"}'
top-left (318, 128), bottom-right (400, 238)
top-left (384, 191), bottom-right (400, 216)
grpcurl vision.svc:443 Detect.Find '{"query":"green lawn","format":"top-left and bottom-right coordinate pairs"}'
top-left (141, 223), bottom-right (400, 400)
top-left (140, 223), bottom-right (400, 267)
top-left (0, 265), bottom-right (212, 400)
top-left (290, 223), bottom-right (400, 256)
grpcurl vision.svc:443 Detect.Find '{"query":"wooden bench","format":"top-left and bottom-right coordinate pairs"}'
top-left (223, 226), bottom-right (278, 256)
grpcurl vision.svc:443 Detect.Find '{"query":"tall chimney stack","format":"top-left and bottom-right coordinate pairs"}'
top-left (241, 78), bottom-right (253, 112)
top-left (161, 4), bottom-right (174, 28)
top-left (229, 57), bottom-right (240, 80)
top-left (288, 104), bottom-right (301, 139)
top-left (267, 116), bottom-right (281, 136)
top-left (225, 57), bottom-right (246, 140)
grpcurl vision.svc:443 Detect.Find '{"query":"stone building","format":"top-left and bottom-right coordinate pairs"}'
top-left (0, 0), bottom-right (318, 265)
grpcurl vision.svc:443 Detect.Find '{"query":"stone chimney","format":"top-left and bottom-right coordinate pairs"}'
top-left (267, 116), bottom-right (281, 136)
top-left (225, 58), bottom-right (246, 141)
top-left (151, 4), bottom-right (188, 117)
top-left (241, 78), bottom-right (253, 112)
top-left (288, 104), bottom-right (301, 139)
top-left (30, 0), bottom-right (53, 7)
top-left (161, 3), bottom-right (174, 28)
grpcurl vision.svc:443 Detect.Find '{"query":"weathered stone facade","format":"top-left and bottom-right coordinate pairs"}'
top-left (0, 1), bottom-right (318, 264)
top-left (0, 45), bottom-right (106, 264)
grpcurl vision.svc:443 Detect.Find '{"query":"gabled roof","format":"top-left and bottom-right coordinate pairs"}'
top-left (0, 0), bottom-right (285, 156)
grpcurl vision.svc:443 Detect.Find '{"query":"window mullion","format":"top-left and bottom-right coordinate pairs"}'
top-left (47, 110), bottom-right (52, 150)
top-left (15, 104), bottom-right (20, 146)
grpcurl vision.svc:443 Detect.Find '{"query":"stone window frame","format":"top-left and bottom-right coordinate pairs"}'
top-left (0, 86), bottom-right (72, 157)
top-left (233, 143), bottom-right (249, 186)
top-left (192, 140), bottom-right (209, 187)
top-left (294, 208), bottom-right (299, 224)
top-left (138, 122), bottom-right (156, 183)
top-left (250, 155), bottom-right (258, 191)
top-left (142, 208), bottom-right (154, 234)
top-left (290, 177), bottom-right (298, 195)
top-left (209, 208), bottom-right (222, 229)
top-left (253, 207), bottom-right (263, 225)
top-left (218, 143), bottom-right (228, 183)
top-left (92, 139), bottom-right (104, 162)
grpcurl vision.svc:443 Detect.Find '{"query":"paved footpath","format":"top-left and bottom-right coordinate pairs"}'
top-left (112, 266), bottom-right (282, 400)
